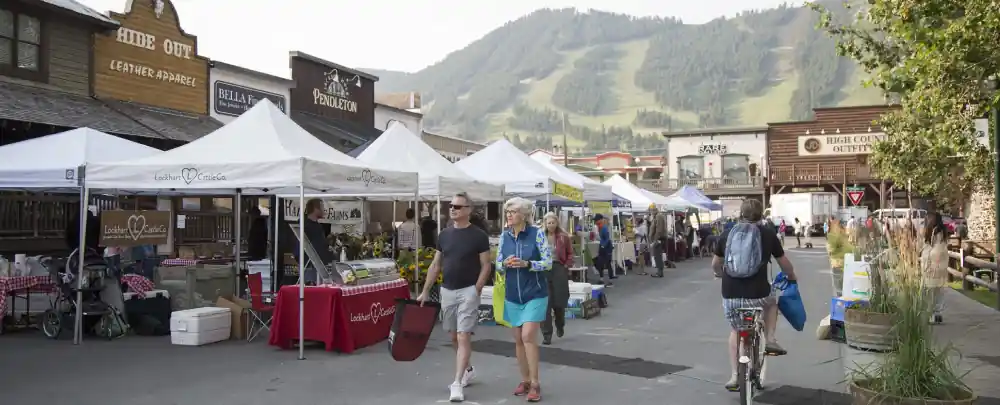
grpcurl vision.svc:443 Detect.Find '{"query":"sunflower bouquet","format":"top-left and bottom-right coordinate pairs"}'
top-left (396, 247), bottom-right (441, 285)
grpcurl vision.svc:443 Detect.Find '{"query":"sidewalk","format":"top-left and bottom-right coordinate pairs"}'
top-left (840, 276), bottom-right (1000, 400)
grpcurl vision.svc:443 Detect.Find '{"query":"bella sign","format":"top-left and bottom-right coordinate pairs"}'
top-left (798, 133), bottom-right (886, 156)
top-left (99, 210), bottom-right (170, 247)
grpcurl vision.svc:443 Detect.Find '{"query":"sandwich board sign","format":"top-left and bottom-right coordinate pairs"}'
top-left (846, 186), bottom-right (865, 206)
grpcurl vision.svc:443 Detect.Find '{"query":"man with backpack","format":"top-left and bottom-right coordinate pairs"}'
top-left (712, 199), bottom-right (798, 391)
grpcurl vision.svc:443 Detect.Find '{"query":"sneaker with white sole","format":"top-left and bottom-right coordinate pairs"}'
top-left (449, 382), bottom-right (464, 402)
top-left (460, 366), bottom-right (476, 387)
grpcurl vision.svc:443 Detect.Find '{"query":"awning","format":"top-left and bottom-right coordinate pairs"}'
top-left (101, 100), bottom-right (224, 142)
top-left (291, 111), bottom-right (382, 152)
top-left (0, 81), bottom-right (160, 139)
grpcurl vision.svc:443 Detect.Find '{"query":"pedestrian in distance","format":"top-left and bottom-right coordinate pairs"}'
top-left (496, 197), bottom-right (553, 402)
top-left (417, 192), bottom-right (493, 403)
top-left (647, 203), bottom-right (669, 278)
top-left (541, 212), bottom-right (571, 345)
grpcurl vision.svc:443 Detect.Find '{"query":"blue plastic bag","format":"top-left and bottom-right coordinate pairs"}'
top-left (773, 272), bottom-right (806, 331)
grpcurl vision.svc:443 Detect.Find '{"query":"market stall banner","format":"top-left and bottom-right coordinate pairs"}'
top-left (552, 182), bottom-right (584, 203)
top-left (99, 210), bottom-right (170, 247)
top-left (283, 199), bottom-right (364, 234)
top-left (587, 201), bottom-right (612, 219)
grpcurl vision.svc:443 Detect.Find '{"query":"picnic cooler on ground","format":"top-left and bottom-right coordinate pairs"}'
top-left (170, 307), bottom-right (231, 346)
top-left (388, 299), bottom-right (441, 361)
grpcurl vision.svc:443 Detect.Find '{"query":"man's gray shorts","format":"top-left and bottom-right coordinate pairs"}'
top-left (441, 285), bottom-right (480, 333)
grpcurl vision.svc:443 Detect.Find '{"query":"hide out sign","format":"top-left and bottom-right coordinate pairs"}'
top-left (283, 200), bottom-right (364, 234)
top-left (99, 211), bottom-right (170, 247)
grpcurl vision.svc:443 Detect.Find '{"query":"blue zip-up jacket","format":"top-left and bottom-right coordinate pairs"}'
top-left (495, 225), bottom-right (553, 305)
top-left (598, 223), bottom-right (613, 254)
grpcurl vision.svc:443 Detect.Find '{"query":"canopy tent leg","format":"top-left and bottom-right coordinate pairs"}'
top-left (297, 184), bottom-right (306, 360)
top-left (272, 197), bottom-right (280, 292)
top-left (436, 196), bottom-right (442, 234)
top-left (72, 186), bottom-right (90, 345)
top-left (234, 190), bottom-right (242, 298)
top-left (391, 200), bottom-right (397, 260)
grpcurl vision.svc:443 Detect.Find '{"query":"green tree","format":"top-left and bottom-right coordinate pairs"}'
top-left (812, 0), bottom-right (998, 210)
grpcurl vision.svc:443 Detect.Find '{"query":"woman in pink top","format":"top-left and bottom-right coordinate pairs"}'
top-left (541, 212), bottom-right (572, 345)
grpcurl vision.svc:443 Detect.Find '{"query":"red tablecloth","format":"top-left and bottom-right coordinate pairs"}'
top-left (1, 274), bottom-right (154, 317)
top-left (268, 279), bottom-right (410, 353)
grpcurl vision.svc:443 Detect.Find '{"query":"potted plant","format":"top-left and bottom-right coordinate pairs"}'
top-left (848, 227), bottom-right (975, 404)
top-left (827, 221), bottom-right (853, 296)
top-left (396, 247), bottom-right (439, 295)
top-left (843, 222), bottom-right (897, 352)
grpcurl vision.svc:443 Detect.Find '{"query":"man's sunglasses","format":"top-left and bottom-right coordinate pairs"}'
top-left (449, 204), bottom-right (468, 210)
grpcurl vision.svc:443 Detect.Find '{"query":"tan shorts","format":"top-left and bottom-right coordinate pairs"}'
top-left (441, 285), bottom-right (480, 333)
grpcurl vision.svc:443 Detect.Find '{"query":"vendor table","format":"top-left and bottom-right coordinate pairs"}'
top-left (1, 274), bottom-right (154, 325)
top-left (268, 279), bottom-right (409, 353)
top-left (613, 242), bottom-right (636, 269)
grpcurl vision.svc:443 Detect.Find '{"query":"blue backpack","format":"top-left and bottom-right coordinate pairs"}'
top-left (724, 223), bottom-right (762, 278)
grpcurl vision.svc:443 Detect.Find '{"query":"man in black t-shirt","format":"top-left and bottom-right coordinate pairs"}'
top-left (418, 192), bottom-right (492, 402)
top-left (712, 199), bottom-right (798, 391)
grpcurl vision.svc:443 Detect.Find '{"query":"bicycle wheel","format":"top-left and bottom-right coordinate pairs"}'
top-left (754, 325), bottom-right (767, 391)
top-left (738, 338), bottom-right (753, 405)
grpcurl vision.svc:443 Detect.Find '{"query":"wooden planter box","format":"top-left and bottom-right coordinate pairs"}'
top-left (844, 308), bottom-right (895, 352)
top-left (849, 379), bottom-right (976, 405)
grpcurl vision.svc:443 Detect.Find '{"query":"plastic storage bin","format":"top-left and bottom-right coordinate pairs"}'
top-left (170, 307), bottom-right (231, 346)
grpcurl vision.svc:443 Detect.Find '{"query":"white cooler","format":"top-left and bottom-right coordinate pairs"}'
top-left (170, 307), bottom-right (231, 346)
top-left (568, 282), bottom-right (593, 296)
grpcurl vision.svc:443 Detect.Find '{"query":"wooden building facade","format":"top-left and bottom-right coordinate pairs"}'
top-left (767, 105), bottom-right (895, 209)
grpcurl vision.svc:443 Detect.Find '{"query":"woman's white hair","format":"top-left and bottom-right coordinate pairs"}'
top-left (504, 197), bottom-right (534, 220)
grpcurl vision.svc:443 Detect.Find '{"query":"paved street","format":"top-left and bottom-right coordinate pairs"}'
top-left (1, 240), bottom-right (994, 405)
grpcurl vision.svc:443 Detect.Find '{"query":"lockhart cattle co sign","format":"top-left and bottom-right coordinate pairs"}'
top-left (798, 133), bottom-right (886, 156)
top-left (93, 0), bottom-right (209, 114)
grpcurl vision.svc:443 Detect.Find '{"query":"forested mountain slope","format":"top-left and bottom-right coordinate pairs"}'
top-left (364, 2), bottom-right (883, 153)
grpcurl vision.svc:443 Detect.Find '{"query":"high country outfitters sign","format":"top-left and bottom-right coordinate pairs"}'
top-left (798, 133), bottom-right (886, 156)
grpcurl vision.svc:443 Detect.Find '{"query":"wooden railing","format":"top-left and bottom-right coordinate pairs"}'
top-left (770, 164), bottom-right (875, 185)
top-left (634, 176), bottom-right (765, 195)
top-left (0, 192), bottom-right (117, 255)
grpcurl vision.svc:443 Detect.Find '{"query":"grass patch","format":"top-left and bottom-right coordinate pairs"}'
top-left (837, 64), bottom-right (884, 107)
top-left (948, 280), bottom-right (998, 309)
top-left (737, 71), bottom-right (799, 125)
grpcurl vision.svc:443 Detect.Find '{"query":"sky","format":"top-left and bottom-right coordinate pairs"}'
top-left (76, 0), bottom-right (797, 78)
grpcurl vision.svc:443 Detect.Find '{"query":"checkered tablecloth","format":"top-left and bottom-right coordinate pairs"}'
top-left (1, 274), bottom-right (154, 317)
top-left (340, 278), bottom-right (408, 297)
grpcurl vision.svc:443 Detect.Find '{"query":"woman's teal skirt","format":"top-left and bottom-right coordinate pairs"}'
top-left (503, 297), bottom-right (549, 327)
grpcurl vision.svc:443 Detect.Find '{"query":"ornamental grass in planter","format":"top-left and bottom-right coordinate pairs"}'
top-left (827, 221), bottom-right (853, 296)
top-left (844, 222), bottom-right (896, 352)
top-left (849, 225), bottom-right (974, 405)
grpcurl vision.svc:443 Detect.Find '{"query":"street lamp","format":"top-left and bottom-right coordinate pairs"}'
top-left (989, 76), bottom-right (1000, 310)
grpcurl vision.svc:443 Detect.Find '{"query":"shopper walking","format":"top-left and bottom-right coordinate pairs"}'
top-left (593, 214), bottom-right (615, 285)
top-left (541, 212), bottom-right (571, 345)
top-left (495, 197), bottom-right (552, 402)
top-left (647, 204), bottom-right (668, 277)
top-left (417, 192), bottom-right (493, 402)
top-left (921, 211), bottom-right (949, 324)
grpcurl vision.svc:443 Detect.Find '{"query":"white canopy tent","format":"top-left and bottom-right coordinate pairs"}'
top-left (80, 100), bottom-right (419, 358)
top-left (356, 122), bottom-right (504, 201)
top-left (530, 154), bottom-right (613, 201)
top-left (85, 100), bottom-right (418, 195)
top-left (0, 127), bottom-right (162, 190)
top-left (456, 139), bottom-right (582, 202)
top-left (602, 175), bottom-right (671, 211)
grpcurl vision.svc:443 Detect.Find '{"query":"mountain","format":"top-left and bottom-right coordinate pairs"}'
top-left (363, 2), bottom-right (884, 153)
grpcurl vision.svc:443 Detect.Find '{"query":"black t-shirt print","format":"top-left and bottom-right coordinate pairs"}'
top-left (438, 225), bottom-right (491, 290)
top-left (714, 223), bottom-right (784, 299)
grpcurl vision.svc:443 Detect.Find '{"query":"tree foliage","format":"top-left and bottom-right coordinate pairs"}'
top-left (812, 0), bottom-right (1000, 207)
top-left (552, 45), bottom-right (623, 115)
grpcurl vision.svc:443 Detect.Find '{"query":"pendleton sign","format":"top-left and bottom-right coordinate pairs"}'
top-left (93, 0), bottom-right (210, 114)
top-left (798, 133), bottom-right (886, 156)
top-left (289, 52), bottom-right (376, 127)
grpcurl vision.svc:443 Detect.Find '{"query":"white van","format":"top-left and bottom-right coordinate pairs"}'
top-left (872, 208), bottom-right (927, 229)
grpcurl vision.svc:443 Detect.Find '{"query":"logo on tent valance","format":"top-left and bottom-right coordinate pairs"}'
top-left (346, 169), bottom-right (386, 187)
top-left (154, 167), bottom-right (227, 184)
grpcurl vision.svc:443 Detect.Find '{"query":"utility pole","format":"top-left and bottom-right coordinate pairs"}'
top-left (562, 112), bottom-right (569, 166)
top-left (993, 98), bottom-right (999, 310)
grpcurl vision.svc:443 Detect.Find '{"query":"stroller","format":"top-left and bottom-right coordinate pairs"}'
top-left (40, 248), bottom-right (129, 340)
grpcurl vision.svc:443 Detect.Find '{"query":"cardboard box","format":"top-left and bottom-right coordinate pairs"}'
top-left (215, 295), bottom-right (252, 340)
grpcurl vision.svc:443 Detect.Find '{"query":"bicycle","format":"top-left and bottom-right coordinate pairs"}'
top-left (734, 306), bottom-right (767, 404)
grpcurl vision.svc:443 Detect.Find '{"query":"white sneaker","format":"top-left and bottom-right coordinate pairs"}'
top-left (449, 382), bottom-right (465, 402)
top-left (460, 365), bottom-right (476, 387)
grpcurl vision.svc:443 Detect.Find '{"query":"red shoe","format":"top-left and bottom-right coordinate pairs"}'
top-left (526, 384), bottom-right (542, 402)
top-left (513, 381), bottom-right (530, 396)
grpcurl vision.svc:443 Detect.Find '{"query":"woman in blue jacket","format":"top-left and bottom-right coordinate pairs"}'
top-left (496, 197), bottom-right (552, 402)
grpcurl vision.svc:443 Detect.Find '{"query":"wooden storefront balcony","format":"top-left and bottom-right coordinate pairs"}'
top-left (769, 164), bottom-right (876, 186)
top-left (635, 176), bottom-right (766, 197)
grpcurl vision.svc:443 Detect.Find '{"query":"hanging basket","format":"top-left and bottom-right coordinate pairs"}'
top-left (849, 379), bottom-right (975, 405)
